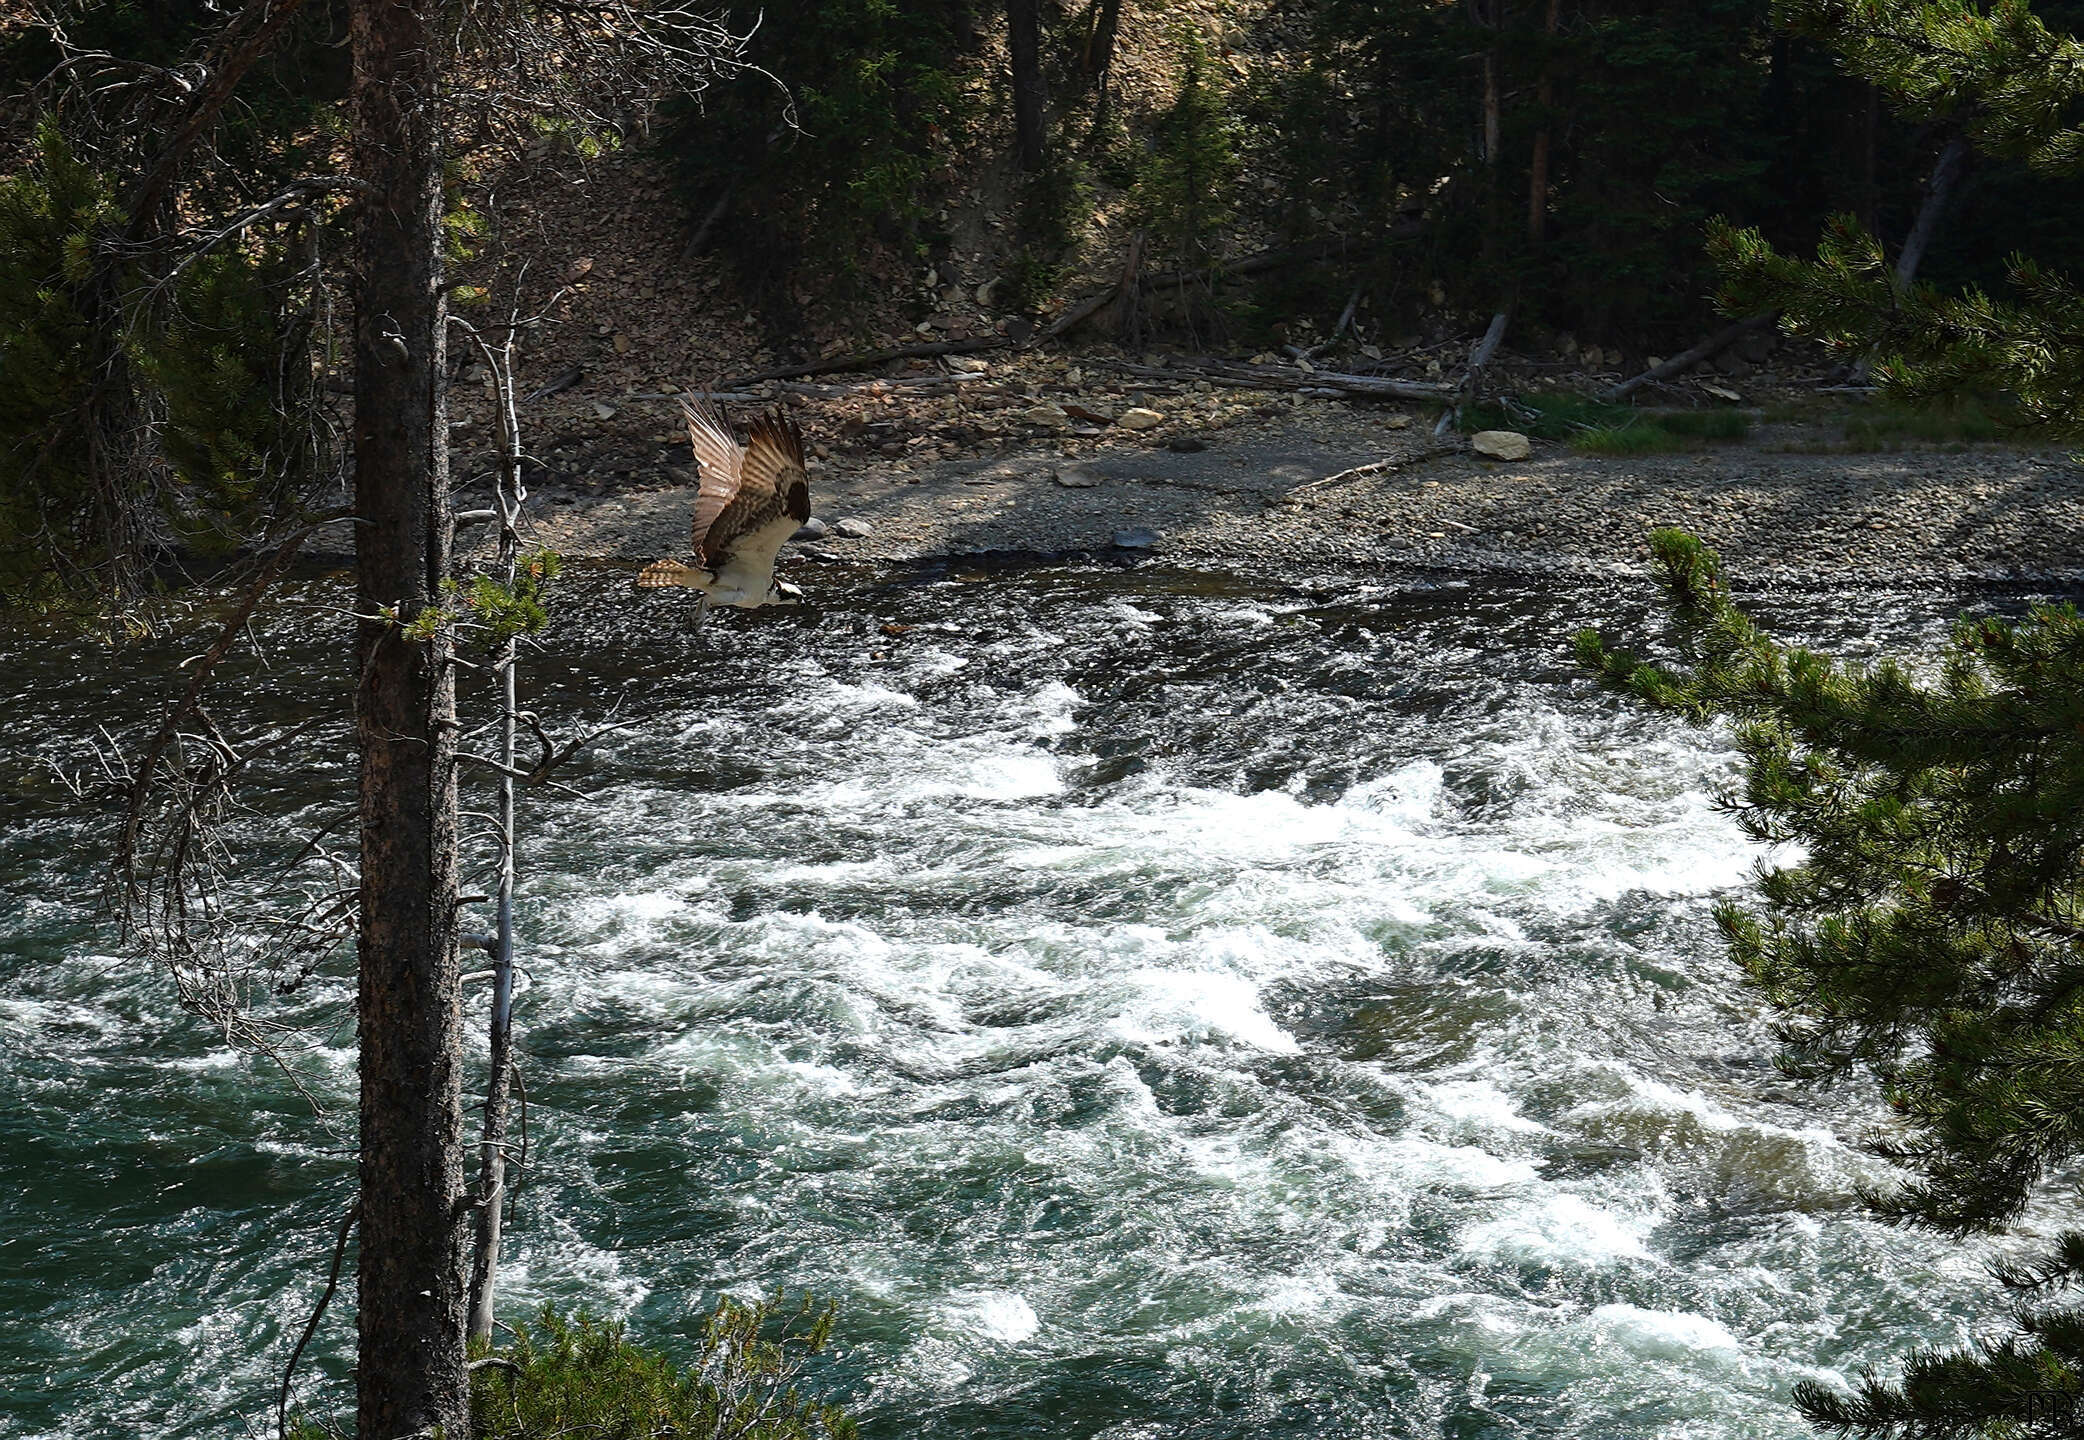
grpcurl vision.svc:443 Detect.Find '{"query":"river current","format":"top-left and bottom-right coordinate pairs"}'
top-left (0, 561), bottom-right (2027, 1437)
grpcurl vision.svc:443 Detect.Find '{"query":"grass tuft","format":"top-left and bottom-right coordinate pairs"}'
top-left (1575, 424), bottom-right (1696, 456)
top-left (1842, 401), bottom-right (2011, 449)
top-left (1655, 409), bottom-right (1751, 441)
top-left (1461, 391), bottom-right (1750, 454)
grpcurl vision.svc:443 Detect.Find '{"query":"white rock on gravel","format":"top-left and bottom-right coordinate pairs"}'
top-left (791, 517), bottom-right (828, 542)
top-left (1022, 404), bottom-right (1070, 431)
top-left (947, 355), bottom-right (990, 374)
top-left (1054, 466), bottom-right (1102, 488)
top-left (833, 517), bottom-right (874, 539)
top-left (1117, 407), bottom-right (1165, 431)
top-left (1472, 430), bottom-right (1532, 460)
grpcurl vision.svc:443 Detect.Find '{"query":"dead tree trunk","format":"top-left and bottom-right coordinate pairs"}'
top-left (1008, 0), bottom-right (1048, 171)
top-left (462, 312), bottom-right (530, 1349)
top-left (1084, 0), bottom-right (1124, 122)
top-left (350, 0), bottom-right (469, 1432)
top-left (1526, 0), bottom-right (1561, 245)
top-left (1894, 133), bottom-right (1971, 290)
top-left (1435, 310), bottom-right (1512, 435)
top-left (467, 627), bottom-right (519, 1346)
top-left (1851, 134), bottom-right (1970, 382)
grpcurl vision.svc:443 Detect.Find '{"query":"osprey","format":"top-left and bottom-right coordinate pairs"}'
top-left (636, 399), bottom-right (811, 607)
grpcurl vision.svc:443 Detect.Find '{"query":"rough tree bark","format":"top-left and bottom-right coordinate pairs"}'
top-left (1007, 0), bottom-right (1047, 171)
top-left (1893, 133), bottom-right (1971, 290)
top-left (1526, 0), bottom-right (1561, 245)
top-left (1083, 0), bottom-right (1124, 122)
top-left (349, 0), bottom-right (468, 1432)
top-left (1084, 0), bottom-right (1123, 78)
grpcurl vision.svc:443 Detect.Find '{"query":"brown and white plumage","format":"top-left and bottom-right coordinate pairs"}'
top-left (637, 399), bottom-right (811, 606)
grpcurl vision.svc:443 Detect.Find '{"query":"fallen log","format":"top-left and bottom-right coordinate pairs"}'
top-left (521, 366), bottom-right (583, 403)
top-left (1107, 357), bottom-right (1453, 404)
top-left (1044, 229), bottom-right (1149, 343)
top-left (717, 336), bottom-right (1010, 387)
top-left (767, 374), bottom-right (998, 398)
top-left (1602, 312), bottom-right (1777, 402)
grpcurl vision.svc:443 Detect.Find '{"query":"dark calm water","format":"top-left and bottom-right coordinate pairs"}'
top-left (0, 560), bottom-right (2035, 1438)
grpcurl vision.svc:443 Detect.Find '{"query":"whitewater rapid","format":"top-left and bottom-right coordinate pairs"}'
top-left (0, 565), bottom-right (2016, 1437)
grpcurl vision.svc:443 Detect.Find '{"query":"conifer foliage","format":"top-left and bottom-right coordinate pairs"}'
top-left (0, 122), bottom-right (318, 601)
top-left (1578, 531), bottom-right (2084, 1438)
top-left (1710, 0), bottom-right (2084, 433)
top-left (470, 1299), bottom-right (855, 1440)
top-left (1133, 30), bottom-right (1241, 273)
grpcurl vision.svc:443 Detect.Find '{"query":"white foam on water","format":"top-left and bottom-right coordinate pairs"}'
top-left (1112, 969), bottom-right (1300, 1054)
top-left (939, 1289), bottom-right (1041, 1343)
top-left (809, 676), bottom-right (923, 711)
top-left (501, 1216), bottom-right (653, 1318)
top-left (1416, 1077), bottom-right (1557, 1138)
top-left (1587, 1303), bottom-right (1747, 1360)
top-left (1024, 680), bottom-right (1086, 737)
top-left (1457, 1191), bottom-right (1661, 1267)
top-left (1355, 1132), bottom-right (1542, 1192)
top-left (958, 751), bottom-right (1064, 800)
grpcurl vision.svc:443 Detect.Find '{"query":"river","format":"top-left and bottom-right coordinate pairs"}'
top-left (0, 560), bottom-right (2023, 1437)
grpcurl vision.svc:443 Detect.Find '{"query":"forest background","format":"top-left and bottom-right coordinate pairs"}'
top-left (6, 0), bottom-right (2078, 431)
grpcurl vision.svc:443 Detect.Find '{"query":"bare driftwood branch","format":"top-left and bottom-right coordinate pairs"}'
top-left (1045, 229), bottom-right (1147, 343)
top-left (1286, 444), bottom-right (1458, 497)
top-left (159, 178), bottom-right (374, 288)
top-left (522, 366), bottom-right (584, 403)
top-left (119, 516), bottom-right (343, 909)
top-left (1434, 311), bottom-right (1511, 436)
top-left (277, 1200), bottom-right (359, 1440)
top-left (1602, 312), bottom-right (1778, 402)
top-left (1294, 283), bottom-right (1365, 363)
top-left (119, 0), bottom-right (314, 242)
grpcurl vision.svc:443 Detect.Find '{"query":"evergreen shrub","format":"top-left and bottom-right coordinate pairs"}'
top-left (1131, 30), bottom-right (1241, 274)
top-left (471, 1298), bottom-right (855, 1440)
top-left (0, 122), bottom-right (321, 603)
top-left (661, 0), bottom-right (981, 317)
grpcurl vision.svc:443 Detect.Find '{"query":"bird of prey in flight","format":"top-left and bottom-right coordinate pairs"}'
top-left (636, 398), bottom-right (810, 609)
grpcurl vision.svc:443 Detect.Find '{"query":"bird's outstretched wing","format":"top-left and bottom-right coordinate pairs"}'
top-left (702, 411), bottom-right (810, 567)
top-left (682, 397), bottom-right (746, 560)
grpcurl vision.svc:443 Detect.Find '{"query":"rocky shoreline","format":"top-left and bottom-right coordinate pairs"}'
top-left (486, 402), bottom-right (2084, 593)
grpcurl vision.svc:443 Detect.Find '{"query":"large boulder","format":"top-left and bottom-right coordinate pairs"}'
top-left (1471, 430), bottom-right (1532, 461)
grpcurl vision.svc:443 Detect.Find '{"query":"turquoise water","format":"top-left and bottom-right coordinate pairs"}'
top-left (0, 563), bottom-right (2022, 1437)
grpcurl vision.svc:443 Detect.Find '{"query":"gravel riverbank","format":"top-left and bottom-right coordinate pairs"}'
top-left (499, 406), bottom-right (2084, 590)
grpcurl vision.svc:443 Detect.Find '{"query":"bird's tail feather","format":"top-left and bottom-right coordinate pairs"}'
top-left (636, 560), bottom-right (714, 590)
